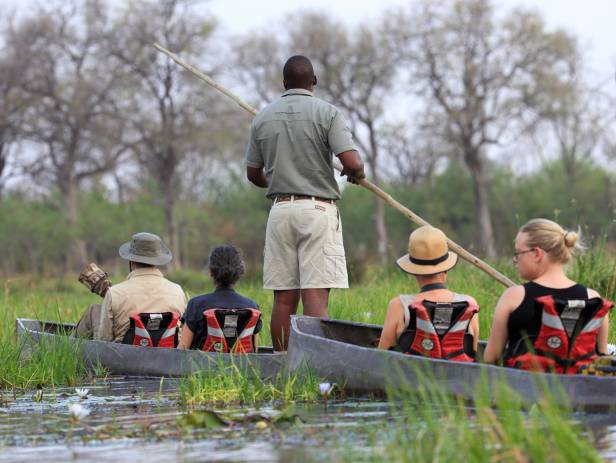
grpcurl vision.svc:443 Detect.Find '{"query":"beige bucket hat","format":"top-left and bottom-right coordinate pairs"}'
top-left (396, 226), bottom-right (458, 275)
top-left (118, 232), bottom-right (172, 266)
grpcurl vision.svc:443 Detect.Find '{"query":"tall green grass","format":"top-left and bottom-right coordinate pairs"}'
top-left (345, 374), bottom-right (603, 462)
top-left (179, 363), bottom-right (323, 406)
top-left (1, 246), bottom-right (614, 388)
top-left (570, 241), bottom-right (616, 301)
top-left (0, 277), bottom-right (92, 389)
top-left (0, 335), bottom-right (86, 389)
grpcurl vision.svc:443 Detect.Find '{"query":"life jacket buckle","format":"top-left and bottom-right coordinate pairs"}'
top-left (567, 300), bottom-right (586, 309)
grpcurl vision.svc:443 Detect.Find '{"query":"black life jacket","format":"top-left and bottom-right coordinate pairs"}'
top-left (396, 294), bottom-right (478, 362)
top-left (505, 296), bottom-right (613, 374)
top-left (121, 312), bottom-right (180, 348)
top-left (201, 308), bottom-right (262, 353)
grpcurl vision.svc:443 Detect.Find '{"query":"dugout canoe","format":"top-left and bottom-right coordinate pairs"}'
top-left (16, 318), bottom-right (285, 379)
top-left (286, 316), bottom-right (616, 409)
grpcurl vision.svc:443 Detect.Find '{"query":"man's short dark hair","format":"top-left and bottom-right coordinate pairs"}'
top-left (283, 55), bottom-right (315, 88)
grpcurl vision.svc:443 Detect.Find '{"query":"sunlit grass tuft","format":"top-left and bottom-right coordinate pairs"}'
top-left (0, 334), bottom-right (85, 389)
top-left (179, 362), bottom-right (323, 406)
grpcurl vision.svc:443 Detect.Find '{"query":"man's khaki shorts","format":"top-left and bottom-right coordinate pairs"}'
top-left (263, 198), bottom-right (349, 290)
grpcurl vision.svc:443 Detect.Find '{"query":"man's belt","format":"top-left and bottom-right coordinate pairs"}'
top-left (273, 194), bottom-right (335, 205)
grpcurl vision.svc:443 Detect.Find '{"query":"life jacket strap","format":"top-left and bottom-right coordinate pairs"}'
top-left (443, 349), bottom-right (466, 359)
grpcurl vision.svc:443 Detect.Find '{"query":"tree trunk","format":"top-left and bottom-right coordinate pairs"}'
top-left (367, 127), bottom-right (389, 265)
top-left (466, 149), bottom-right (496, 259)
top-left (0, 140), bottom-right (6, 197)
top-left (367, 163), bottom-right (389, 265)
top-left (562, 150), bottom-right (578, 190)
top-left (374, 195), bottom-right (388, 265)
top-left (61, 176), bottom-right (87, 271)
top-left (162, 178), bottom-right (180, 271)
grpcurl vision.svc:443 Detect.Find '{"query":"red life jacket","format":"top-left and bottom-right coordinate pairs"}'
top-left (122, 312), bottom-right (180, 348)
top-left (506, 296), bottom-right (613, 374)
top-left (397, 294), bottom-right (479, 362)
top-left (201, 308), bottom-right (261, 354)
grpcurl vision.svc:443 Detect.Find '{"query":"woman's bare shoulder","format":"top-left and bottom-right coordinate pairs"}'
top-left (587, 287), bottom-right (601, 299)
top-left (497, 285), bottom-right (525, 311)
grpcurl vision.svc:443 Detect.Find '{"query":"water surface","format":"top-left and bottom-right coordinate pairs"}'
top-left (0, 377), bottom-right (614, 462)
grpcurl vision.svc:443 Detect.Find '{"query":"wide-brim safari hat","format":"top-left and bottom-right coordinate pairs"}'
top-left (396, 225), bottom-right (458, 275)
top-left (118, 232), bottom-right (172, 266)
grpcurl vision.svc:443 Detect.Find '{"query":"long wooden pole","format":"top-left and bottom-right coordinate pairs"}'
top-left (153, 43), bottom-right (515, 288)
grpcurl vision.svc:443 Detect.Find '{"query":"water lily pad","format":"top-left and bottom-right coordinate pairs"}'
top-left (179, 410), bottom-right (229, 429)
top-left (271, 405), bottom-right (304, 425)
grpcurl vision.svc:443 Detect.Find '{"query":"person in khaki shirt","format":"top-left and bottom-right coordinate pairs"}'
top-left (75, 232), bottom-right (186, 342)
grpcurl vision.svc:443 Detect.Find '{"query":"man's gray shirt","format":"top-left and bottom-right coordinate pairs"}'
top-left (245, 88), bottom-right (358, 200)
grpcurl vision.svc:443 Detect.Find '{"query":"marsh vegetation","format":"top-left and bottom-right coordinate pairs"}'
top-left (0, 249), bottom-right (614, 459)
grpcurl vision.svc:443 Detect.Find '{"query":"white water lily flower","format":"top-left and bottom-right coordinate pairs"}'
top-left (75, 388), bottom-right (89, 399)
top-left (319, 382), bottom-right (332, 395)
top-left (69, 403), bottom-right (90, 421)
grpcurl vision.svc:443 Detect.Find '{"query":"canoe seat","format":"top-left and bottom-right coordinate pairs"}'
top-left (320, 319), bottom-right (382, 348)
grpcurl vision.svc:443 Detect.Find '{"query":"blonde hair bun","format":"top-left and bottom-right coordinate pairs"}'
top-left (563, 230), bottom-right (578, 248)
top-left (520, 218), bottom-right (585, 264)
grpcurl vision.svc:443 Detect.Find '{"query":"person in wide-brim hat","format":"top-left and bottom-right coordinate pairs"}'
top-left (118, 232), bottom-right (173, 267)
top-left (378, 225), bottom-right (479, 355)
top-left (75, 232), bottom-right (185, 343)
top-left (395, 226), bottom-right (458, 275)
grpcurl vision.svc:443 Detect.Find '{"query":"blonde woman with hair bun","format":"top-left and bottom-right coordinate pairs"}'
top-left (484, 219), bottom-right (613, 373)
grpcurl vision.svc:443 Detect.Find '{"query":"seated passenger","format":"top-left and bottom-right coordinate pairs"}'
top-left (378, 226), bottom-right (479, 361)
top-left (178, 245), bottom-right (261, 352)
top-left (75, 232), bottom-right (186, 345)
top-left (484, 219), bottom-right (613, 373)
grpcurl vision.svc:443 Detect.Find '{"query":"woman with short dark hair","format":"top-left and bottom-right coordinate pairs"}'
top-left (178, 245), bottom-right (260, 350)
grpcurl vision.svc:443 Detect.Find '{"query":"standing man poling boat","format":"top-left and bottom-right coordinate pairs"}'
top-left (245, 55), bottom-right (365, 351)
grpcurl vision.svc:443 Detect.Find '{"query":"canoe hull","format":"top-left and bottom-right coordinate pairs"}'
top-left (16, 318), bottom-right (285, 379)
top-left (287, 316), bottom-right (616, 409)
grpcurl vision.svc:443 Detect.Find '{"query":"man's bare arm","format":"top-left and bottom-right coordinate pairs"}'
top-left (337, 150), bottom-right (365, 184)
top-left (247, 166), bottom-right (268, 188)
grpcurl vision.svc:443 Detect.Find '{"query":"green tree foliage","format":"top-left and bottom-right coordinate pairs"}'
top-left (1, 0), bottom-right (615, 282)
top-left (2, 159), bottom-right (614, 279)
top-left (0, 196), bottom-right (71, 274)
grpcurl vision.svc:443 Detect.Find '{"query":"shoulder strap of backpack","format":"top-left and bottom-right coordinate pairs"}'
top-left (399, 295), bottom-right (415, 329)
top-left (451, 292), bottom-right (469, 303)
